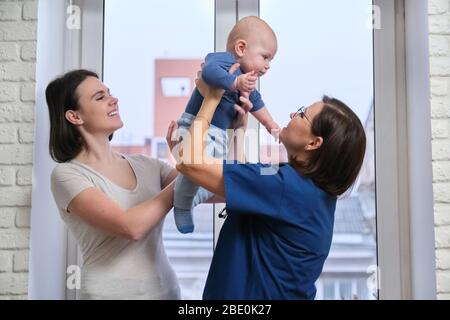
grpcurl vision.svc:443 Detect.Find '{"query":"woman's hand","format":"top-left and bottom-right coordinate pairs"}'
top-left (166, 120), bottom-right (180, 152)
top-left (195, 72), bottom-right (224, 101)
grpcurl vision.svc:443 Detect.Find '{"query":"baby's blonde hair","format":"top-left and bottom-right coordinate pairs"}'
top-left (226, 16), bottom-right (276, 53)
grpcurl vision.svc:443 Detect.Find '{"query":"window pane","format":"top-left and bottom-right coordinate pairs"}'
top-left (339, 280), bottom-right (353, 300)
top-left (260, 0), bottom-right (377, 300)
top-left (323, 279), bottom-right (336, 300)
top-left (357, 279), bottom-right (371, 300)
top-left (103, 0), bottom-right (214, 300)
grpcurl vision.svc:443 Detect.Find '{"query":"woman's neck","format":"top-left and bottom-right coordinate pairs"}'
top-left (287, 148), bottom-right (308, 163)
top-left (74, 134), bottom-right (119, 165)
top-left (287, 150), bottom-right (309, 174)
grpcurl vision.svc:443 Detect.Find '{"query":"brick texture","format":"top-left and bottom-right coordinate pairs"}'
top-left (0, 0), bottom-right (36, 300)
top-left (430, 0), bottom-right (450, 300)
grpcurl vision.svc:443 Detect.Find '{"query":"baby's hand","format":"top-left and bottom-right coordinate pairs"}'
top-left (267, 122), bottom-right (281, 142)
top-left (239, 91), bottom-right (253, 112)
top-left (235, 71), bottom-right (257, 92)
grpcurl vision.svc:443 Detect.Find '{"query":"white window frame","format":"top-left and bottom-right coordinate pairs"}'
top-left (30, 0), bottom-right (436, 299)
top-left (373, 0), bottom-right (435, 299)
top-left (373, 0), bottom-right (411, 299)
top-left (29, 0), bottom-right (69, 300)
top-left (212, 0), bottom-right (237, 248)
top-left (30, 0), bottom-right (104, 300)
top-left (64, 0), bottom-right (104, 300)
top-left (403, 0), bottom-right (436, 299)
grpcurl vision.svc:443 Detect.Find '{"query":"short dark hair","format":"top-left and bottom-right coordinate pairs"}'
top-left (293, 95), bottom-right (367, 197)
top-left (46, 69), bottom-right (113, 163)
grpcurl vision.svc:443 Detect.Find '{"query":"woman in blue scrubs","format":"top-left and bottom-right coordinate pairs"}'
top-left (168, 74), bottom-right (366, 300)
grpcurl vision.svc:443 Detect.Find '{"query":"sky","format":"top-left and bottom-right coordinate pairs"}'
top-left (104, 0), bottom-right (373, 146)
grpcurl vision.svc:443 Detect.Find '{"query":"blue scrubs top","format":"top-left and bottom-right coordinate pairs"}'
top-left (203, 162), bottom-right (336, 300)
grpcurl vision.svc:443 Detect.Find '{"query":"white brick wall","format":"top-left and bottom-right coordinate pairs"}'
top-left (429, 0), bottom-right (450, 300)
top-left (0, 0), bottom-right (37, 300)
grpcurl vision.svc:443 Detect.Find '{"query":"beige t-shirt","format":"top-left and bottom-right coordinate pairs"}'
top-left (51, 154), bottom-right (180, 300)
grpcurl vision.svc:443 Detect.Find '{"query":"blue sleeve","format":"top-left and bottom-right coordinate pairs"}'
top-left (202, 52), bottom-right (238, 90)
top-left (224, 161), bottom-right (284, 220)
top-left (249, 89), bottom-right (265, 112)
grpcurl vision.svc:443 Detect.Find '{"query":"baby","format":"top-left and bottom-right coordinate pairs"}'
top-left (173, 16), bottom-right (280, 233)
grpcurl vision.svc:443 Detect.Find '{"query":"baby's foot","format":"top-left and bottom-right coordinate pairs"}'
top-left (174, 207), bottom-right (194, 234)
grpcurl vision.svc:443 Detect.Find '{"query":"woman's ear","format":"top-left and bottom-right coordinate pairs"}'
top-left (234, 40), bottom-right (247, 57)
top-left (65, 110), bottom-right (83, 126)
top-left (305, 136), bottom-right (323, 151)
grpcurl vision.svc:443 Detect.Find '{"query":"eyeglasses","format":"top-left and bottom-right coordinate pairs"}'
top-left (292, 106), bottom-right (311, 124)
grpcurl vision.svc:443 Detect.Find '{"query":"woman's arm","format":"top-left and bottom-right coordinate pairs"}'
top-left (166, 101), bottom-right (249, 199)
top-left (171, 64), bottom-right (248, 197)
top-left (162, 168), bottom-right (178, 189)
top-left (170, 71), bottom-right (226, 196)
top-left (205, 194), bottom-right (226, 203)
top-left (67, 181), bottom-right (174, 241)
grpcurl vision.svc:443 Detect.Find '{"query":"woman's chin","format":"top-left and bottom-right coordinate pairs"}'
top-left (107, 123), bottom-right (123, 136)
top-left (113, 120), bottom-right (124, 130)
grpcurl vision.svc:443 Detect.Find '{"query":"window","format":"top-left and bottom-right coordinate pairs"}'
top-left (161, 77), bottom-right (191, 97)
top-left (319, 278), bottom-right (373, 300)
top-left (260, 0), bottom-right (377, 299)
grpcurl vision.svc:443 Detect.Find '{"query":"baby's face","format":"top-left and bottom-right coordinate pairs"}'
top-left (238, 33), bottom-right (277, 77)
